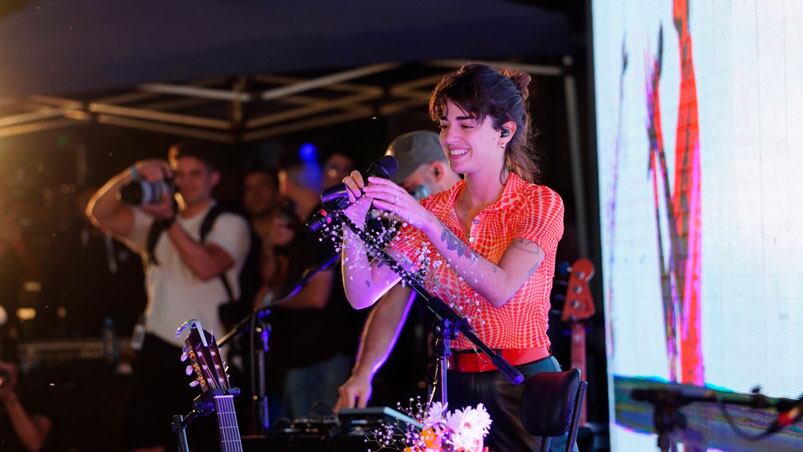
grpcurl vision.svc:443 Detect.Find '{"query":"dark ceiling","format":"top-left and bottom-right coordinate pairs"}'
top-left (0, 0), bottom-right (570, 97)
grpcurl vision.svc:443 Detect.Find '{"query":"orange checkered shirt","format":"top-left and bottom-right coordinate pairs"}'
top-left (390, 172), bottom-right (564, 350)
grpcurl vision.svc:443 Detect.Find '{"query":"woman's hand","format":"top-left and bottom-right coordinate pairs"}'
top-left (364, 177), bottom-right (435, 231)
top-left (341, 170), bottom-right (373, 226)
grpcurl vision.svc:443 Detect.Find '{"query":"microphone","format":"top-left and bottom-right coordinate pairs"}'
top-left (308, 155), bottom-right (398, 232)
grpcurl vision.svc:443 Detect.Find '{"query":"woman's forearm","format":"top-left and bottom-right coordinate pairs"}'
top-left (420, 219), bottom-right (520, 307)
top-left (341, 227), bottom-right (399, 309)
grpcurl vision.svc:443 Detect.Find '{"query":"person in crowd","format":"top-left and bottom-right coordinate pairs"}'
top-left (265, 155), bottom-right (359, 420)
top-left (86, 141), bottom-right (250, 452)
top-left (240, 166), bottom-right (281, 308)
top-left (0, 328), bottom-right (54, 452)
top-left (0, 359), bottom-right (56, 452)
top-left (335, 130), bottom-right (461, 410)
top-left (322, 151), bottom-right (355, 190)
top-left (339, 64), bottom-right (569, 451)
top-left (242, 166), bottom-right (279, 220)
top-left (241, 166), bottom-right (296, 307)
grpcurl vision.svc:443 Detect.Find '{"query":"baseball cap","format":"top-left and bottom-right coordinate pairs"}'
top-left (385, 131), bottom-right (446, 184)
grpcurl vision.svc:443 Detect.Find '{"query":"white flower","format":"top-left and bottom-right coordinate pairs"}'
top-left (446, 403), bottom-right (492, 452)
top-left (423, 401), bottom-right (448, 429)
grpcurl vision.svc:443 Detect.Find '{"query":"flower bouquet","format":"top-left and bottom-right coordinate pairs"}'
top-left (367, 398), bottom-right (492, 452)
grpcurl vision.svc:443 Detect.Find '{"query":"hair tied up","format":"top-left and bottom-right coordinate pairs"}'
top-left (500, 70), bottom-right (532, 102)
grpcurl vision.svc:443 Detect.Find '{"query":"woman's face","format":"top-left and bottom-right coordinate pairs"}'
top-left (438, 100), bottom-right (503, 176)
top-left (269, 215), bottom-right (295, 247)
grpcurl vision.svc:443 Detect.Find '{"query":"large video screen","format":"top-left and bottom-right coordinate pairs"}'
top-left (592, 1), bottom-right (802, 449)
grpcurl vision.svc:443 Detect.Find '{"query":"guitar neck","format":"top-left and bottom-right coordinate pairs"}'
top-left (213, 395), bottom-right (243, 452)
top-left (570, 323), bottom-right (588, 426)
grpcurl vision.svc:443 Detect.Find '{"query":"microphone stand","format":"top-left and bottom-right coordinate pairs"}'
top-left (631, 387), bottom-right (799, 451)
top-left (334, 211), bottom-right (524, 405)
top-left (217, 252), bottom-right (340, 435)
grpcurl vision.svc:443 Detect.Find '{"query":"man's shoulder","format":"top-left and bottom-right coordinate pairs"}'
top-left (216, 209), bottom-right (248, 223)
top-left (207, 208), bottom-right (249, 230)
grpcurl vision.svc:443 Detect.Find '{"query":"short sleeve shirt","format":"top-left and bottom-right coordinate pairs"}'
top-left (390, 172), bottom-right (564, 350)
top-left (126, 202), bottom-right (251, 346)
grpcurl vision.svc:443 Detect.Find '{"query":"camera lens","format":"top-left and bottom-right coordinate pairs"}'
top-left (119, 180), bottom-right (171, 205)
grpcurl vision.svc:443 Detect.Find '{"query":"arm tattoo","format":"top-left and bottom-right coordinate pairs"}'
top-left (511, 238), bottom-right (545, 277)
top-left (440, 227), bottom-right (477, 261)
top-left (527, 259), bottom-right (543, 277)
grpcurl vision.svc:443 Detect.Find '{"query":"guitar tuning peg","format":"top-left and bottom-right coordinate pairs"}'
top-left (189, 380), bottom-right (199, 388)
top-left (185, 365), bottom-right (194, 376)
top-left (180, 347), bottom-right (189, 362)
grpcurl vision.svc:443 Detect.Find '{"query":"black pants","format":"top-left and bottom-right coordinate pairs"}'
top-left (447, 355), bottom-right (576, 452)
top-left (123, 333), bottom-right (218, 451)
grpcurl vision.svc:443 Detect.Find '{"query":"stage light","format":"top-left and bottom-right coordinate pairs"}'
top-left (298, 142), bottom-right (317, 163)
top-left (17, 307), bottom-right (36, 321)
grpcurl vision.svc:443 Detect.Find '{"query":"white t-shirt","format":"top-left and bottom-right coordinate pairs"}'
top-left (126, 203), bottom-right (250, 346)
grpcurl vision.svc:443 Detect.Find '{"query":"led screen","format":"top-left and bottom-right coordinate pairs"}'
top-left (592, 1), bottom-right (802, 449)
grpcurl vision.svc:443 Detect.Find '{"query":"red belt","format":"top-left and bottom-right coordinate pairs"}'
top-left (448, 346), bottom-right (550, 373)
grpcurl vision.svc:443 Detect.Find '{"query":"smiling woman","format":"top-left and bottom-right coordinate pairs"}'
top-left (338, 63), bottom-right (572, 451)
top-left (429, 64), bottom-right (539, 184)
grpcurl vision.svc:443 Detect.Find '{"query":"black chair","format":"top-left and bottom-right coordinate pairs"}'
top-left (520, 368), bottom-right (587, 452)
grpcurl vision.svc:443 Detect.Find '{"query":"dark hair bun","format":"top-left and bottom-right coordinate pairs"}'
top-left (500, 69), bottom-right (531, 102)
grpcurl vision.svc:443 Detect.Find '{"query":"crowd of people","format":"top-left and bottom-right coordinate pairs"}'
top-left (0, 63), bottom-right (573, 451)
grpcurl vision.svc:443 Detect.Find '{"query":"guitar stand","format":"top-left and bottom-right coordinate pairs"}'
top-left (172, 388), bottom-right (240, 452)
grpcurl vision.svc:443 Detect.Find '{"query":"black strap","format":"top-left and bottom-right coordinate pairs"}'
top-left (146, 218), bottom-right (173, 266)
top-left (146, 203), bottom-right (236, 302)
top-left (199, 204), bottom-right (236, 303)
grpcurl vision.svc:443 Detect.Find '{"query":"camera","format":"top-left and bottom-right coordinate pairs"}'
top-left (119, 179), bottom-right (173, 205)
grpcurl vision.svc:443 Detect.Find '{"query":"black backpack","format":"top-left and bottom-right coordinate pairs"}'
top-left (146, 204), bottom-right (260, 330)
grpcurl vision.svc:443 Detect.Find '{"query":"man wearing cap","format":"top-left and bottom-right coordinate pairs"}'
top-left (335, 131), bottom-right (461, 409)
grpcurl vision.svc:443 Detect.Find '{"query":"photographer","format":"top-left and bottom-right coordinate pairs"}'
top-left (0, 361), bottom-right (55, 452)
top-left (86, 142), bottom-right (250, 452)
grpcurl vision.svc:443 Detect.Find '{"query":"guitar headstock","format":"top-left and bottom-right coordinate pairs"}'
top-left (178, 320), bottom-right (230, 393)
top-left (560, 258), bottom-right (596, 323)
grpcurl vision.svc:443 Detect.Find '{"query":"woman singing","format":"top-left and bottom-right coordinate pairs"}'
top-left (340, 63), bottom-right (568, 450)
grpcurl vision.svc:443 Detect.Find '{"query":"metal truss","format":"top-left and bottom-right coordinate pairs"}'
top-left (0, 57), bottom-right (590, 256)
top-left (0, 60), bottom-right (564, 144)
